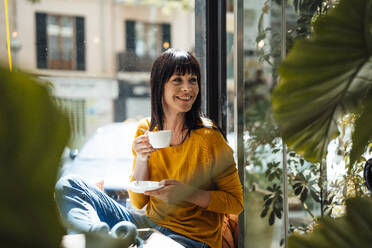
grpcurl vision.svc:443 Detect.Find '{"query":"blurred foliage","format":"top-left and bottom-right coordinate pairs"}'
top-left (26, 0), bottom-right (194, 10)
top-left (0, 68), bottom-right (145, 247)
top-left (250, 0), bottom-right (338, 161)
top-left (250, 2), bottom-right (372, 245)
top-left (324, 115), bottom-right (370, 218)
top-left (261, 184), bottom-right (283, 225)
top-left (248, 0), bottom-right (370, 230)
top-left (288, 197), bottom-right (372, 248)
top-left (272, 0), bottom-right (372, 164)
top-left (121, 0), bottom-right (194, 13)
top-left (258, 146), bottom-right (322, 226)
top-left (256, 110), bottom-right (371, 228)
top-left (0, 68), bottom-right (70, 247)
top-left (256, 0), bottom-right (337, 89)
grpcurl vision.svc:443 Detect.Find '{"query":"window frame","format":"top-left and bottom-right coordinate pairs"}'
top-left (125, 20), bottom-right (171, 58)
top-left (35, 12), bottom-right (86, 71)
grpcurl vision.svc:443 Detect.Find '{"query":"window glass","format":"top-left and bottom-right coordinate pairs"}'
top-left (45, 14), bottom-right (76, 70)
top-left (60, 16), bottom-right (73, 62)
top-left (243, 1), bottom-right (287, 246)
top-left (3, 1), bottom-right (194, 149)
top-left (240, 0), bottom-right (324, 247)
top-left (133, 21), bottom-right (164, 58)
top-left (135, 22), bottom-right (146, 56)
top-left (47, 15), bottom-right (60, 61)
top-left (147, 24), bottom-right (160, 57)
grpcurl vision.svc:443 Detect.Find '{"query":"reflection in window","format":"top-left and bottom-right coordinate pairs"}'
top-left (126, 20), bottom-right (171, 58)
top-left (47, 15), bottom-right (74, 69)
top-left (36, 12), bottom-right (85, 71)
top-left (120, 20), bottom-right (171, 72)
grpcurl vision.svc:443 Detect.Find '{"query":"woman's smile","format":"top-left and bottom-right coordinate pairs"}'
top-left (175, 95), bottom-right (193, 101)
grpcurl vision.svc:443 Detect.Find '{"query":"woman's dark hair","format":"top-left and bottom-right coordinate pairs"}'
top-left (149, 48), bottom-right (202, 131)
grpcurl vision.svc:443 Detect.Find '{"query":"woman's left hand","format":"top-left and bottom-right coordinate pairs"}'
top-left (144, 179), bottom-right (194, 204)
top-left (144, 179), bottom-right (210, 208)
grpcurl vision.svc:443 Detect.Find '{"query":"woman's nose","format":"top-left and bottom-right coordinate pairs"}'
top-left (181, 81), bottom-right (192, 91)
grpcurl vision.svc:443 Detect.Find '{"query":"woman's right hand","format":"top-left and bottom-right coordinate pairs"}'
top-left (133, 133), bottom-right (156, 161)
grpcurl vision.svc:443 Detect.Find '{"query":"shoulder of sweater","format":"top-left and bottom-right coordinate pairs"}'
top-left (193, 126), bottom-right (224, 146)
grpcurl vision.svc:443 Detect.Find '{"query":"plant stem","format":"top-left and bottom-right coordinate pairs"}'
top-left (302, 202), bottom-right (315, 219)
top-left (320, 158), bottom-right (327, 216)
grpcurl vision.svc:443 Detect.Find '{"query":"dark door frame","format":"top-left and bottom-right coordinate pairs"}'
top-left (195, 1), bottom-right (247, 248)
top-left (195, 0), bottom-right (227, 135)
top-left (195, 1), bottom-right (246, 247)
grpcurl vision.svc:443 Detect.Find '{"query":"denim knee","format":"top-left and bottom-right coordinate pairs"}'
top-left (56, 174), bottom-right (83, 190)
top-left (55, 174), bottom-right (86, 199)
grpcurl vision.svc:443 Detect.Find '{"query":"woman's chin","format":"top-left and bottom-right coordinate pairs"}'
top-left (171, 104), bottom-right (193, 113)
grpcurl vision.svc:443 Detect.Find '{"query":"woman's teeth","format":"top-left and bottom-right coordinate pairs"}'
top-left (177, 96), bottom-right (192, 101)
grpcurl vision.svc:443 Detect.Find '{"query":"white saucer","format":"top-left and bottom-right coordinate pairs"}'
top-left (127, 181), bottom-right (163, 193)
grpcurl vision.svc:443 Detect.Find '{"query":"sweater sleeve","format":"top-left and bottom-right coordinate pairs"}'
top-left (206, 130), bottom-right (243, 215)
top-left (128, 118), bottom-right (150, 209)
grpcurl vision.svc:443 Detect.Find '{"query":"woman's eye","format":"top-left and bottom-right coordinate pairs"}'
top-left (173, 78), bottom-right (182, 83)
top-left (189, 78), bottom-right (197, 84)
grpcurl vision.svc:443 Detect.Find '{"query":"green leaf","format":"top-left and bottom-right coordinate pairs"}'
top-left (0, 68), bottom-right (70, 247)
top-left (310, 190), bottom-right (321, 203)
top-left (261, 207), bottom-right (269, 218)
top-left (272, 0), bottom-right (372, 163)
top-left (300, 159), bottom-right (304, 166)
top-left (294, 186), bottom-right (303, 195)
top-left (300, 188), bottom-right (308, 202)
top-left (269, 174), bottom-right (275, 181)
top-left (272, 148), bottom-right (280, 153)
top-left (275, 208), bottom-right (282, 219)
top-left (288, 197), bottom-right (372, 248)
top-left (269, 211), bottom-right (275, 225)
top-left (350, 88), bottom-right (372, 164)
top-left (293, 183), bottom-right (303, 189)
top-left (264, 194), bottom-right (272, 201)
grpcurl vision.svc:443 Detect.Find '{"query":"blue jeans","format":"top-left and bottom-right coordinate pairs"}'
top-left (55, 175), bottom-right (208, 248)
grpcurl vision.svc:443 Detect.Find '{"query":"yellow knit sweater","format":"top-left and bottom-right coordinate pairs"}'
top-left (129, 118), bottom-right (243, 248)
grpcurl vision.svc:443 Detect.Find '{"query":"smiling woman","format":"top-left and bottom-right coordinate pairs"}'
top-left (55, 48), bottom-right (243, 248)
top-left (129, 48), bottom-right (243, 248)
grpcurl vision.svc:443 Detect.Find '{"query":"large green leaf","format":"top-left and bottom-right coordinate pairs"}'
top-left (272, 0), bottom-right (372, 163)
top-left (288, 197), bottom-right (372, 248)
top-left (0, 68), bottom-right (70, 247)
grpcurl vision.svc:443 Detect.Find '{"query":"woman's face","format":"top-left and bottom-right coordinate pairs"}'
top-left (162, 73), bottom-right (199, 115)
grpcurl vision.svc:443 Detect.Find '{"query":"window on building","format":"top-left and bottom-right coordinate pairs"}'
top-left (36, 12), bottom-right (85, 71)
top-left (125, 20), bottom-right (171, 58)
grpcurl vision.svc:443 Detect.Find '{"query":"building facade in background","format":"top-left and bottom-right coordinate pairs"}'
top-left (0, 0), bottom-right (194, 148)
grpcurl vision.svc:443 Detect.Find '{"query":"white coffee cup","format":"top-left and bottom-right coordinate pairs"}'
top-left (148, 130), bottom-right (172, 148)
